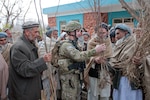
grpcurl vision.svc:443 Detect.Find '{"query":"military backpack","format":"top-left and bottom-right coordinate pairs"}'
top-left (51, 40), bottom-right (68, 68)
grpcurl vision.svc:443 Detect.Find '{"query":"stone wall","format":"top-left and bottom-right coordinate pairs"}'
top-left (83, 12), bottom-right (108, 35)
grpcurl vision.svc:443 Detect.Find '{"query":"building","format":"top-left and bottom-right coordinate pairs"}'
top-left (43, 0), bottom-right (137, 34)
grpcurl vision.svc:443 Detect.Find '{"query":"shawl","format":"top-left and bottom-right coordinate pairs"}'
top-left (1, 43), bottom-right (12, 67)
top-left (0, 54), bottom-right (9, 99)
top-left (84, 35), bottom-right (112, 87)
top-left (142, 55), bottom-right (150, 100)
top-left (109, 35), bottom-right (136, 69)
top-left (109, 34), bottom-right (143, 85)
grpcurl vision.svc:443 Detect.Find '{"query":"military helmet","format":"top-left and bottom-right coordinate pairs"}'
top-left (65, 21), bottom-right (81, 32)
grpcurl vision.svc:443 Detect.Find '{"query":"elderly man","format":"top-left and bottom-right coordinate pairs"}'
top-left (109, 23), bottom-right (143, 100)
top-left (8, 21), bottom-right (52, 100)
top-left (0, 53), bottom-right (8, 100)
top-left (0, 32), bottom-right (12, 67)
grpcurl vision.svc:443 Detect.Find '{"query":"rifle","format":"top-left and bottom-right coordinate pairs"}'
top-left (68, 62), bottom-right (85, 88)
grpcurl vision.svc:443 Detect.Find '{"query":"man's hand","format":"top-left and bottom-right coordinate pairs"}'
top-left (95, 43), bottom-right (106, 53)
top-left (132, 56), bottom-right (142, 66)
top-left (43, 53), bottom-right (52, 62)
top-left (94, 56), bottom-right (106, 64)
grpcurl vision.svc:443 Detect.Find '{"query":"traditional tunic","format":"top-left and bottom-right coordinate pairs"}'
top-left (0, 54), bottom-right (8, 100)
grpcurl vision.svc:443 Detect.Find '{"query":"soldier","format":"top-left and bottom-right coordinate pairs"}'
top-left (57, 21), bottom-right (106, 100)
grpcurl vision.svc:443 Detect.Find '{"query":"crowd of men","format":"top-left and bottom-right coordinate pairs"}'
top-left (0, 20), bottom-right (149, 100)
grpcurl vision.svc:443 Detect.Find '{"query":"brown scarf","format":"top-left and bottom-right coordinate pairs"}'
top-left (1, 43), bottom-right (12, 67)
top-left (109, 34), bottom-right (143, 86)
top-left (84, 35), bottom-right (112, 87)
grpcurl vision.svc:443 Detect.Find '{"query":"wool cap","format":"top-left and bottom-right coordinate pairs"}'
top-left (22, 21), bottom-right (39, 29)
top-left (115, 23), bottom-right (131, 34)
top-left (0, 32), bottom-right (8, 38)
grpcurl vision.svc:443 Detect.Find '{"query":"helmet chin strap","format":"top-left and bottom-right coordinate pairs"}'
top-left (68, 30), bottom-right (79, 49)
top-left (68, 30), bottom-right (78, 41)
top-left (74, 30), bottom-right (78, 41)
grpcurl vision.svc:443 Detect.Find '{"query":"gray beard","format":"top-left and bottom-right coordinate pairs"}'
top-left (0, 44), bottom-right (7, 53)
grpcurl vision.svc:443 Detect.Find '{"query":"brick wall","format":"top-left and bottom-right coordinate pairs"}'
top-left (48, 17), bottom-right (56, 27)
top-left (83, 12), bottom-right (108, 35)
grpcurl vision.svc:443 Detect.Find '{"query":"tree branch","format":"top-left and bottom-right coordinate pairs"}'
top-left (119, 0), bottom-right (140, 22)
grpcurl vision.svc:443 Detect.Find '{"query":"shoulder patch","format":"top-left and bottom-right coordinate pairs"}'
top-left (66, 46), bottom-right (75, 51)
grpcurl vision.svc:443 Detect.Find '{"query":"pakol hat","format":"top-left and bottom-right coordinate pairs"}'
top-left (22, 21), bottom-right (39, 29)
top-left (115, 23), bottom-right (131, 34)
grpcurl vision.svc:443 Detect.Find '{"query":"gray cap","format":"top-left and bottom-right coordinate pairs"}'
top-left (22, 21), bottom-right (39, 29)
top-left (45, 27), bottom-right (58, 37)
top-left (115, 23), bottom-right (131, 34)
top-left (82, 32), bottom-right (90, 37)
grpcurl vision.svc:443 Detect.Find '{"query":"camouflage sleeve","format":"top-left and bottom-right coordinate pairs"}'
top-left (61, 42), bottom-right (96, 62)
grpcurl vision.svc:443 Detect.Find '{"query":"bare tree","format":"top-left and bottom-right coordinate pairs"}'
top-left (119, 0), bottom-right (150, 59)
top-left (0, 0), bottom-right (23, 28)
top-left (0, 0), bottom-right (32, 29)
top-left (22, 0), bottom-right (32, 23)
top-left (87, 0), bottom-right (102, 26)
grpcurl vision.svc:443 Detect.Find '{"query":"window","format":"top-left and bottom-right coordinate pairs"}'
top-left (72, 19), bottom-right (79, 22)
top-left (60, 21), bottom-right (66, 32)
top-left (113, 17), bottom-right (134, 29)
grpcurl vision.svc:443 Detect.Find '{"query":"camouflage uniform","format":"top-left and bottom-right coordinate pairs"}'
top-left (57, 21), bottom-right (97, 100)
top-left (58, 40), bottom-right (96, 100)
